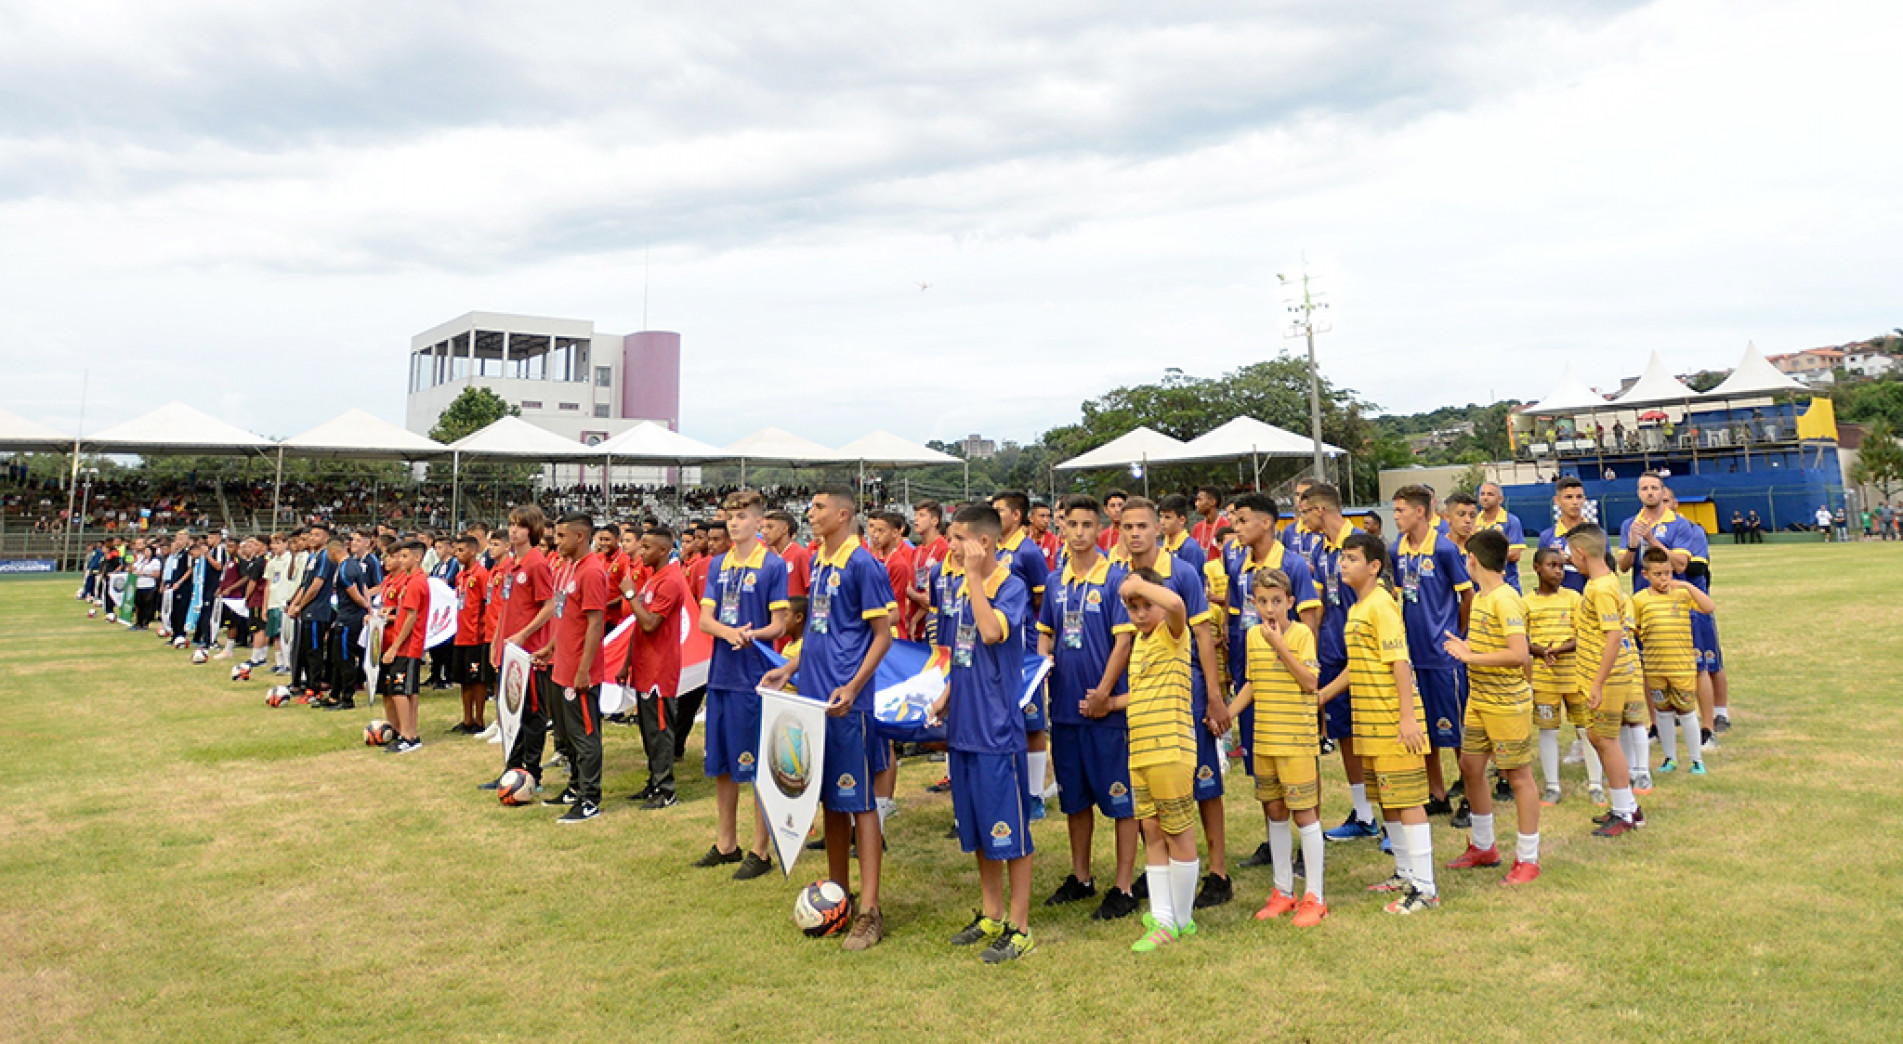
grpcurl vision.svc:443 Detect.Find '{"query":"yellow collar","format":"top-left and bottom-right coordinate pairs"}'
top-left (1552, 516), bottom-right (1584, 536)
top-left (816, 535), bottom-right (863, 569)
top-left (1321, 521), bottom-right (1357, 551)
top-left (1399, 527), bottom-right (1438, 556)
top-left (958, 564), bottom-right (1009, 600)
top-left (1161, 531), bottom-right (1186, 553)
top-left (1061, 554), bottom-right (1112, 586)
top-left (721, 540), bottom-right (767, 572)
top-left (998, 529), bottom-right (1027, 553)
top-left (1243, 539), bottom-right (1288, 572)
top-left (1478, 507), bottom-right (1509, 528)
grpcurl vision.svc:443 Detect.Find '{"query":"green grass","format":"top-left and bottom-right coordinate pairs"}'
top-left (3, 544), bottom-right (1903, 1042)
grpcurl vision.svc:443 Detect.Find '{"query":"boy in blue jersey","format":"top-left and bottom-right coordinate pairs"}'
top-left (1303, 484), bottom-right (1384, 843)
top-left (1476, 482), bottom-right (1528, 592)
top-left (1223, 492), bottom-right (1321, 868)
top-left (1278, 478), bottom-right (1321, 559)
top-left (930, 504), bottom-right (1037, 963)
top-left (990, 491), bottom-right (1051, 816)
top-left (1536, 476), bottom-right (1591, 594)
top-left (1119, 496), bottom-right (1233, 909)
top-left (1391, 484), bottom-right (1474, 819)
top-left (1036, 494), bottom-right (1139, 921)
top-left (695, 490), bottom-right (789, 881)
top-left (1663, 490), bottom-right (1726, 747)
top-left (763, 486), bottom-right (895, 951)
top-left (1156, 494), bottom-right (1206, 568)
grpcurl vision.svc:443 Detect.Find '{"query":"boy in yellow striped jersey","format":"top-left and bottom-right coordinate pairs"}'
top-left (1227, 569), bottom-right (1327, 926)
top-left (1633, 548), bottom-right (1715, 777)
top-left (1440, 530), bottom-right (1542, 884)
top-left (1565, 525), bottom-right (1646, 837)
top-left (1525, 549), bottom-right (1601, 806)
top-left (1118, 568), bottom-right (1202, 951)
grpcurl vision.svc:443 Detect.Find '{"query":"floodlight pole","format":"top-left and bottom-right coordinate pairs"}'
top-left (1280, 266), bottom-right (1331, 483)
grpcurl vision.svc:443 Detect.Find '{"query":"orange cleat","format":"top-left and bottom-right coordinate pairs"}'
top-left (1445, 844), bottom-right (1501, 870)
top-left (1255, 889), bottom-right (1298, 920)
top-left (1502, 859), bottom-right (1541, 885)
top-left (1291, 894), bottom-right (1329, 927)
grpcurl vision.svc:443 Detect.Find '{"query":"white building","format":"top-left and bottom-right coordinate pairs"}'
top-left (1845, 347), bottom-right (1897, 379)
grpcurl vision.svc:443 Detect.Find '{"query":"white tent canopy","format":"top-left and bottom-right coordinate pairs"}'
top-left (278, 409), bottom-right (449, 460)
top-left (86, 401), bottom-right (273, 455)
top-left (448, 416), bottom-right (597, 460)
top-left (724, 427), bottom-right (845, 466)
top-left (1708, 340), bottom-right (1809, 398)
top-left (835, 430), bottom-right (960, 467)
top-left (595, 421), bottom-right (730, 463)
top-left (1612, 351), bottom-right (1698, 408)
top-left (1054, 426), bottom-right (1189, 470)
top-left (0, 406), bottom-right (73, 453)
top-left (1522, 366), bottom-right (1615, 416)
top-left (1149, 416), bottom-right (1343, 465)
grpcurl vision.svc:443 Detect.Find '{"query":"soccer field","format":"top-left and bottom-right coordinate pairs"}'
top-left (3, 543), bottom-right (1901, 1043)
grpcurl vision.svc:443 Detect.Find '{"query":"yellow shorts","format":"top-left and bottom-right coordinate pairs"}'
top-left (1462, 703), bottom-right (1534, 770)
top-left (1533, 688), bottom-right (1590, 729)
top-left (1588, 679), bottom-right (1645, 740)
top-left (1362, 753), bottom-right (1428, 811)
top-left (1131, 759), bottom-right (1197, 835)
top-left (1252, 753), bottom-right (1320, 811)
top-left (1647, 675), bottom-right (1697, 714)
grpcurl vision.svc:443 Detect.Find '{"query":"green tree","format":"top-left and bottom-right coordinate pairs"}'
top-left (1684, 370), bottom-right (1727, 393)
top-left (1449, 463), bottom-right (1488, 498)
top-left (1833, 377), bottom-right (1903, 431)
top-left (429, 387), bottom-right (518, 443)
top-left (1849, 420), bottom-right (1903, 505)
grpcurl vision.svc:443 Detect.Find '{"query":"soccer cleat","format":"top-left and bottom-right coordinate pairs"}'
top-left (1493, 778), bottom-right (1514, 802)
top-left (1131, 924), bottom-right (1178, 952)
top-left (1502, 859), bottom-right (1541, 886)
top-left (1092, 887), bottom-right (1139, 921)
top-left (640, 793), bottom-right (678, 810)
top-left (392, 737), bottom-right (422, 754)
top-left (476, 780), bottom-right (502, 791)
top-left (732, 852), bottom-right (773, 880)
top-left (1588, 783), bottom-right (1608, 807)
top-left (1446, 844), bottom-right (1501, 870)
top-left (1658, 758), bottom-right (1678, 774)
top-left (1254, 889), bottom-right (1298, 921)
top-left (1131, 874), bottom-right (1148, 900)
top-left (1633, 774), bottom-right (1654, 796)
top-left (1689, 761), bottom-right (1707, 776)
top-left (805, 836), bottom-right (827, 851)
top-left (1367, 873), bottom-right (1408, 894)
top-left (1632, 805), bottom-right (1647, 828)
top-left (1540, 785), bottom-right (1563, 807)
top-left (1592, 813), bottom-right (1638, 838)
top-left (630, 783), bottom-right (656, 802)
top-left (980, 925), bottom-right (1033, 964)
top-left (1714, 715), bottom-right (1732, 733)
top-left (544, 787), bottom-right (578, 807)
top-left (1043, 874), bottom-right (1097, 907)
top-left (1238, 841), bottom-right (1275, 868)
top-left (1647, 725), bottom-right (1659, 744)
top-left (1291, 894), bottom-right (1329, 927)
top-left (693, 845), bottom-right (743, 868)
top-left (950, 913), bottom-right (1005, 947)
top-left (1319, 737), bottom-right (1337, 756)
top-left (841, 909), bottom-right (884, 952)
top-left (1384, 886), bottom-right (1440, 915)
top-left (557, 801), bottom-right (600, 824)
top-left (1423, 797), bottom-right (1454, 817)
top-left (1193, 873), bottom-right (1233, 909)
top-left (926, 776), bottom-right (952, 793)
top-left (1027, 795), bottom-right (1046, 821)
top-left (1325, 814), bottom-right (1380, 842)
top-left (1451, 800), bottom-right (1473, 830)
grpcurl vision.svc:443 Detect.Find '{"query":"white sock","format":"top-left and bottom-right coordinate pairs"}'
top-left (1611, 786), bottom-right (1636, 818)
top-left (1625, 726), bottom-right (1649, 777)
top-left (1470, 812), bottom-right (1495, 851)
top-left (1539, 730), bottom-right (1560, 790)
top-left (1658, 710), bottom-right (1678, 762)
top-left (1516, 832), bottom-right (1540, 864)
top-left (1298, 821), bottom-right (1325, 902)
top-left (1678, 713), bottom-right (1702, 767)
top-left (1714, 706), bottom-right (1730, 722)
top-left (1583, 741), bottom-right (1604, 785)
top-left (1169, 858), bottom-right (1200, 930)
top-left (875, 797), bottom-right (894, 832)
top-left (1269, 818), bottom-right (1294, 895)
top-left (1349, 783), bottom-right (1374, 824)
top-left (1145, 865), bottom-right (1173, 929)
top-left (1026, 751), bottom-right (1048, 799)
top-left (1387, 821), bottom-right (1408, 880)
top-left (1403, 822), bottom-right (1436, 896)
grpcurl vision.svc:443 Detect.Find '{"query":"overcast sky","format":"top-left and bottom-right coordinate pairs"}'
top-left (2, 0), bottom-right (1896, 446)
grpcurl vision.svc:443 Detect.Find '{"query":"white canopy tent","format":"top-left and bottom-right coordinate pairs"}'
top-left (835, 429), bottom-right (963, 500)
top-left (447, 417), bottom-right (600, 528)
top-left (1522, 365), bottom-right (1613, 416)
top-left (1612, 351), bottom-right (1698, 408)
top-left (1148, 416), bottom-right (1345, 493)
top-left (1708, 340), bottom-right (1809, 398)
top-left (0, 406), bottom-right (73, 453)
top-left (274, 409), bottom-right (450, 528)
top-left (87, 401), bottom-right (274, 456)
top-left (593, 422), bottom-right (732, 517)
top-left (1053, 426), bottom-right (1189, 496)
top-left (724, 427), bottom-right (846, 484)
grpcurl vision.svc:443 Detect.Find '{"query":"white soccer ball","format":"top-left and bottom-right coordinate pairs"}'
top-left (231, 663), bottom-right (251, 682)
top-left (173, 636), bottom-right (189, 649)
top-left (87, 607), bottom-right (98, 618)
top-left (191, 649), bottom-right (209, 665)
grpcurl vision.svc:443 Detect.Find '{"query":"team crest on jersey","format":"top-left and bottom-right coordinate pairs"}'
top-left (827, 573), bottom-right (842, 589)
top-left (1108, 782), bottom-right (1128, 797)
top-left (836, 773), bottom-right (857, 791)
top-left (1196, 765), bottom-right (1214, 781)
top-left (1085, 589), bottom-right (1103, 606)
top-left (516, 571), bottom-right (528, 583)
top-left (741, 572), bottom-right (757, 591)
top-left (738, 751), bottom-right (755, 767)
top-left (990, 821), bottom-right (1012, 841)
top-left (1437, 717), bottom-right (1453, 732)
top-left (1420, 559), bottom-right (1436, 575)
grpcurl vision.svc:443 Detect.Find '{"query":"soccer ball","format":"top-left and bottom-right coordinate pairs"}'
top-left (191, 648), bottom-right (209, 665)
top-left (364, 719), bottom-right (396, 746)
top-left (496, 768), bottom-right (537, 806)
top-left (266, 690), bottom-right (290, 708)
top-left (231, 663), bottom-right (252, 683)
top-left (173, 636), bottom-right (189, 649)
top-left (87, 607), bottom-right (98, 618)
top-left (792, 880), bottom-right (851, 938)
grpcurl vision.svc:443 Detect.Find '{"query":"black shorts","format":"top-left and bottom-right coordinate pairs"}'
top-left (451, 644), bottom-right (490, 686)
top-left (380, 656), bottom-right (421, 697)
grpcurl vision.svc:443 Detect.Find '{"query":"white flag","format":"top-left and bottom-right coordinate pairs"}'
top-left (424, 577), bottom-right (458, 649)
top-left (361, 618), bottom-right (384, 701)
top-left (755, 686), bottom-right (829, 879)
top-left (498, 643), bottom-right (535, 766)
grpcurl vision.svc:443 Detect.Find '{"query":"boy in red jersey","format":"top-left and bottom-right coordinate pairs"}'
top-left (541, 512), bottom-right (609, 823)
top-left (449, 534), bottom-right (491, 735)
top-left (378, 540), bottom-right (429, 753)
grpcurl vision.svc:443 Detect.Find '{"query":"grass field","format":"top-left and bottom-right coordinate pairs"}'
top-left (4, 543), bottom-right (1903, 1043)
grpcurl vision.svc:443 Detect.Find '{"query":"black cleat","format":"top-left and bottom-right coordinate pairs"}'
top-left (733, 852), bottom-right (773, 880)
top-left (640, 792), bottom-right (677, 810)
top-left (544, 787), bottom-right (578, 807)
top-left (1238, 841), bottom-right (1275, 868)
top-left (1193, 872), bottom-right (1233, 909)
top-left (693, 845), bottom-right (743, 867)
top-left (1424, 797), bottom-right (1455, 817)
top-left (1451, 799), bottom-right (1473, 830)
top-left (1043, 874), bottom-right (1097, 906)
top-left (1091, 886), bottom-right (1140, 920)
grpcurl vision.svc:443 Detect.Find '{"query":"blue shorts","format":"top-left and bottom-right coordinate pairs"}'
top-left (702, 687), bottom-right (760, 782)
top-left (950, 749), bottom-right (1035, 861)
top-left (1050, 721), bottom-right (1134, 819)
top-left (1021, 677), bottom-right (1048, 733)
top-left (1415, 667), bottom-right (1467, 750)
top-left (1691, 613), bottom-right (1724, 673)
top-left (1235, 704), bottom-right (1255, 776)
top-left (1189, 690), bottom-right (1224, 799)
top-left (821, 710), bottom-right (889, 814)
top-left (1320, 660), bottom-right (1353, 740)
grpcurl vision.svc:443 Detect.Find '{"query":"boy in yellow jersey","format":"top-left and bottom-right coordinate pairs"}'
top-left (1440, 530), bottom-right (1542, 884)
top-left (1525, 549), bottom-right (1601, 806)
top-left (1226, 570), bottom-right (1327, 927)
top-left (1118, 567), bottom-right (1202, 951)
top-left (1633, 548), bottom-right (1715, 777)
top-left (1316, 532), bottom-right (1439, 914)
top-left (1565, 524), bottom-right (1646, 836)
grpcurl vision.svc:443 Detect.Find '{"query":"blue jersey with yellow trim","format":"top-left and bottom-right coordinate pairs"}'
top-left (700, 540), bottom-right (790, 691)
top-left (996, 529), bottom-right (1049, 653)
top-left (1225, 540), bottom-right (1321, 682)
top-left (945, 567), bottom-right (1031, 754)
top-left (1476, 507), bottom-right (1527, 591)
top-left (1618, 509), bottom-right (1708, 593)
top-left (1038, 554), bottom-right (1129, 728)
top-left (1391, 528), bottom-right (1472, 671)
top-left (1307, 521), bottom-right (1360, 666)
top-left (795, 536), bottom-right (895, 713)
